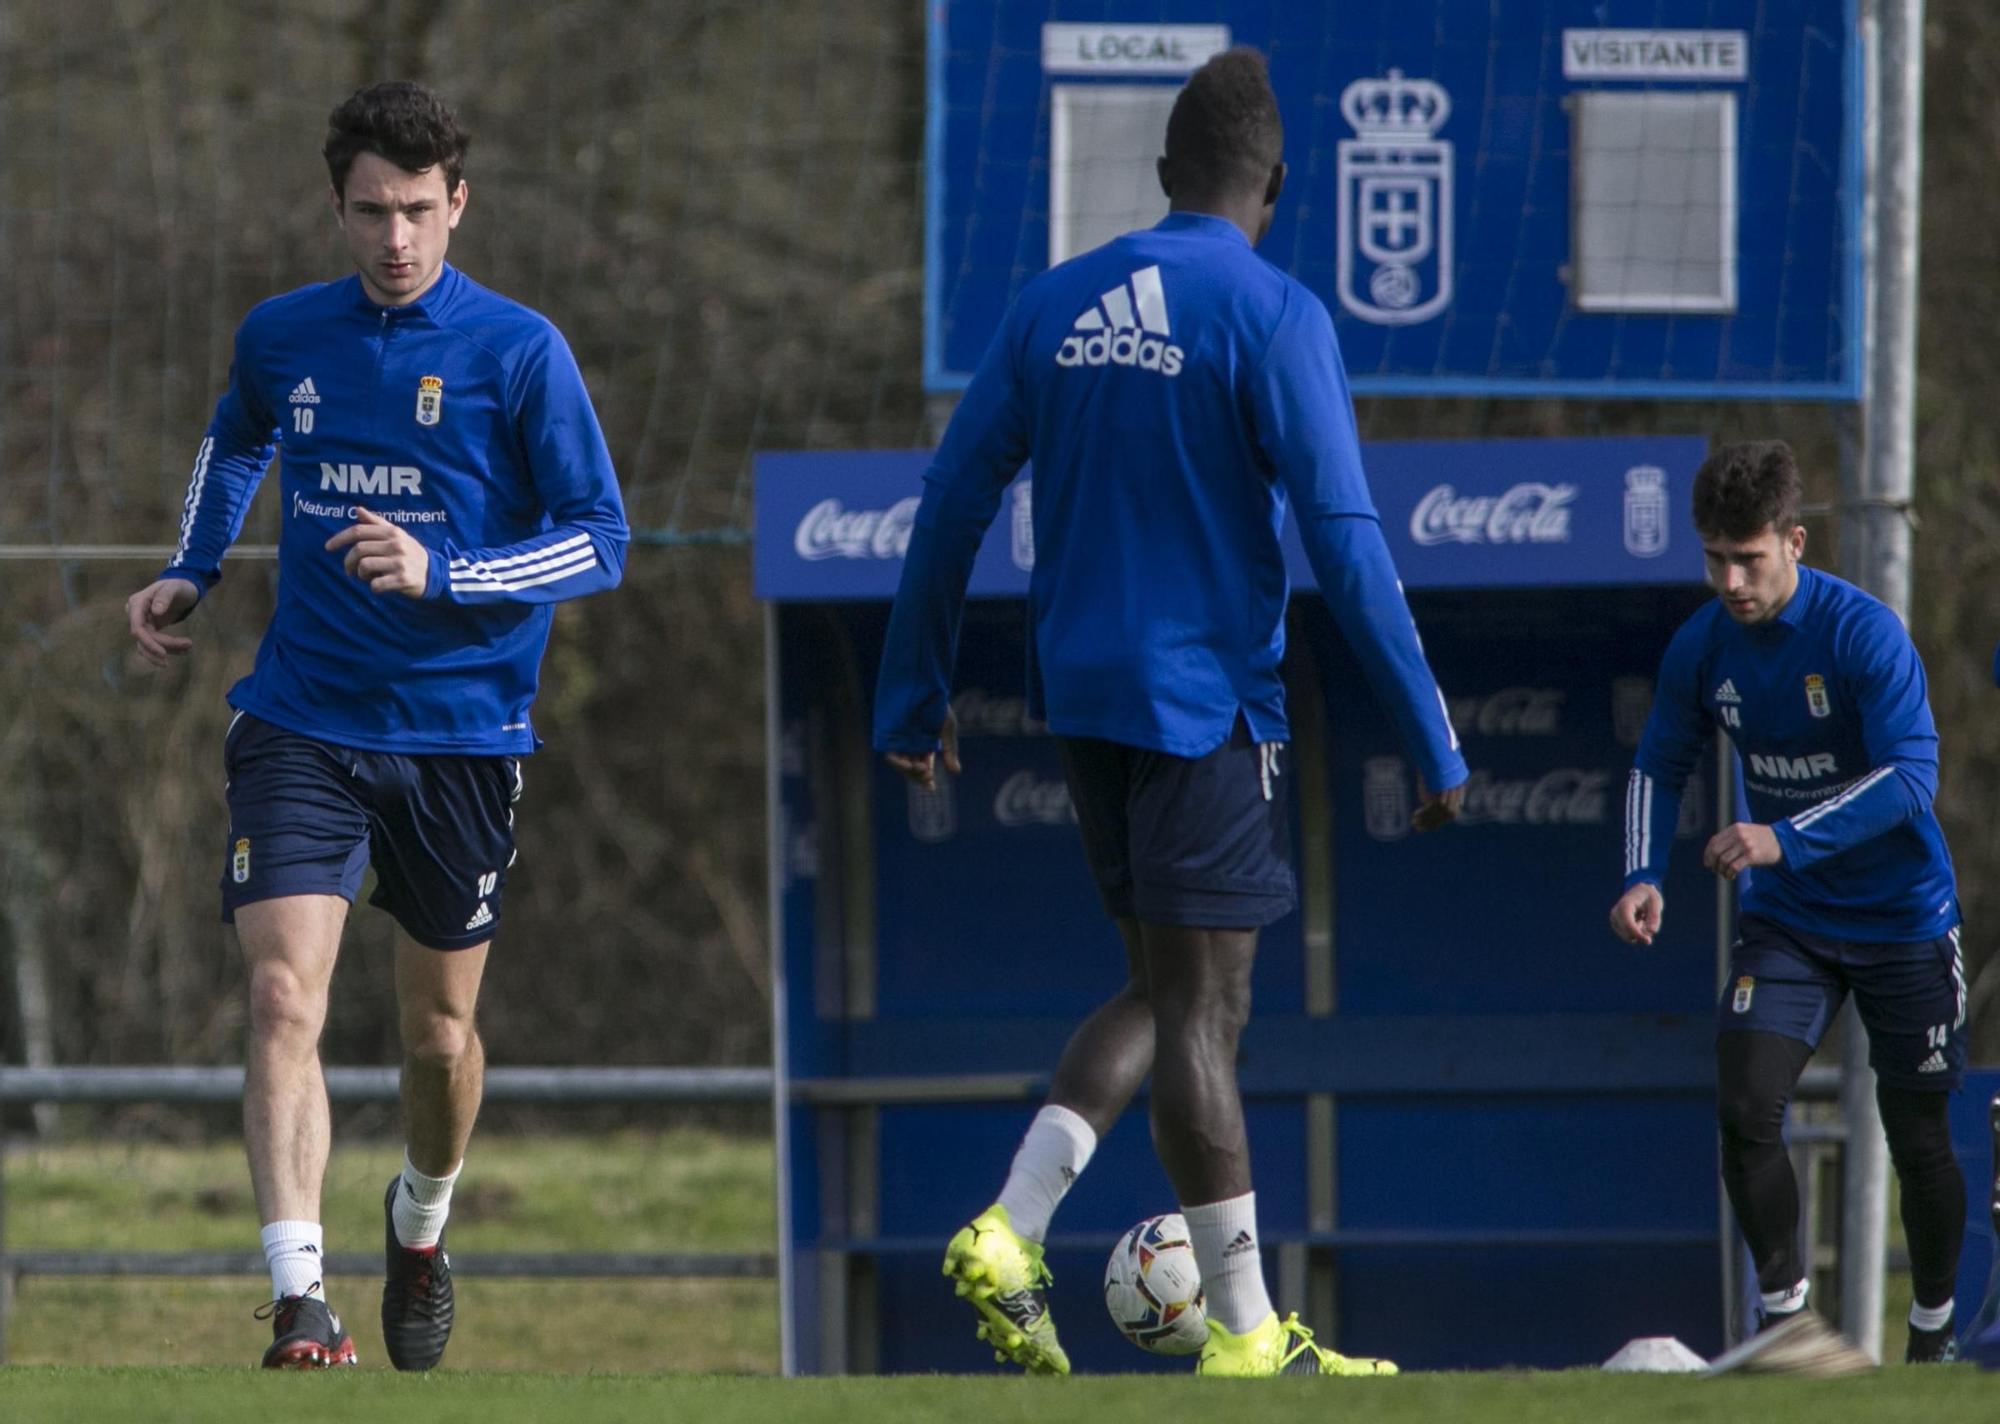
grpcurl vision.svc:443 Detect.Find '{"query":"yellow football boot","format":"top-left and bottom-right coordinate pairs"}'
top-left (1198, 1310), bottom-right (1399, 1377)
top-left (941, 1204), bottom-right (1070, 1375)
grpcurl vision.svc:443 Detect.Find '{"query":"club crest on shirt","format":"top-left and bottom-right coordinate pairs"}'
top-left (415, 375), bottom-right (444, 427)
top-left (1804, 673), bottom-right (1830, 719)
top-left (1732, 976), bottom-right (1755, 1014)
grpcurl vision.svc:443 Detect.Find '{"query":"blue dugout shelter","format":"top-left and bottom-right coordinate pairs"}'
top-left (759, 433), bottom-right (1753, 1372)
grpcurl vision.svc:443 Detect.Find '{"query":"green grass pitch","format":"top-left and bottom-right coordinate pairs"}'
top-left (5, 1367), bottom-right (1995, 1424)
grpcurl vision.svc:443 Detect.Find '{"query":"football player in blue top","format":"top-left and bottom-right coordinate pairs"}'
top-left (123, 82), bottom-right (628, 1371)
top-left (1612, 440), bottom-right (1965, 1365)
top-left (874, 49), bottom-right (1466, 1378)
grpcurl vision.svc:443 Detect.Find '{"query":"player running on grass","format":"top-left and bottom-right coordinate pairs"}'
top-left (873, 48), bottom-right (1465, 1378)
top-left (1612, 440), bottom-right (1966, 1365)
top-left (124, 82), bottom-right (627, 1369)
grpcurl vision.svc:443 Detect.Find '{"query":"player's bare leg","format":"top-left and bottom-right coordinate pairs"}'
top-left (380, 931), bottom-right (490, 1370)
top-left (1147, 922), bottom-right (1263, 1352)
top-left (1046, 918), bottom-right (1152, 1135)
top-left (1148, 923), bottom-right (1394, 1377)
top-left (395, 932), bottom-right (490, 1175)
top-left (1144, 923), bottom-right (1253, 1202)
top-left (238, 893), bottom-right (357, 1366)
top-left (239, 894), bottom-right (347, 1231)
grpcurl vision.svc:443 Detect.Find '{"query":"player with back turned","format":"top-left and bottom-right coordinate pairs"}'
top-left (124, 83), bottom-right (628, 1368)
top-left (1611, 441), bottom-right (1965, 1364)
top-left (873, 49), bottom-right (1465, 1378)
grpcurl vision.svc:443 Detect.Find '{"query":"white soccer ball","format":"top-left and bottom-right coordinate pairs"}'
top-left (1104, 1212), bottom-right (1208, 1355)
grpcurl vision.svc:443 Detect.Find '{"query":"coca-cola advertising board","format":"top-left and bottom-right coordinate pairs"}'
top-left (755, 437), bottom-right (1707, 603)
top-left (1304, 586), bottom-right (1719, 1019)
top-left (1347, 437), bottom-right (1705, 589)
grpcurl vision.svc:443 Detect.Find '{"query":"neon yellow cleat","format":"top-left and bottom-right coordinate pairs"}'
top-left (1198, 1311), bottom-right (1399, 1377)
top-left (941, 1204), bottom-right (1070, 1375)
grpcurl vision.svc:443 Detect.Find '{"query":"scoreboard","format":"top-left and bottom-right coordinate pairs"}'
top-left (926, 0), bottom-right (1861, 399)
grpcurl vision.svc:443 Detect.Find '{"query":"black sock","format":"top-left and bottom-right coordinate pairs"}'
top-left (1717, 1031), bottom-right (1816, 1295)
top-left (1879, 1084), bottom-right (1966, 1313)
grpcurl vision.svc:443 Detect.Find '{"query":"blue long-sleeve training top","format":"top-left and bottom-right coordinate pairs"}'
top-left (163, 264), bottom-right (629, 755)
top-left (1624, 565), bottom-right (1958, 942)
top-left (871, 212), bottom-right (1464, 790)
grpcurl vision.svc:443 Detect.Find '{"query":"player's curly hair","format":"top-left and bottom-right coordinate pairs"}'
top-left (1164, 47), bottom-right (1283, 193)
top-left (323, 82), bottom-right (471, 197)
top-left (1692, 440), bottom-right (1803, 539)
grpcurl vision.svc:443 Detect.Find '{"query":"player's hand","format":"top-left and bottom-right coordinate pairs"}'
top-left (125, 577), bottom-right (201, 667)
top-left (1702, 822), bottom-right (1782, 882)
top-left (325, 507), bottom-right (429, 597)
top-left (884, 708), bottom-right (961, 792)
top-left (1411, 775), bottom-right (1466, 833)
top-left (1609, 883), bottom-right (1665, 945)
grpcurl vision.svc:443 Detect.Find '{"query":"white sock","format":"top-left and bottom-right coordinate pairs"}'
top-left (995, 1105), bottom-right (1096, 1243)
top-left (391, 1152), bottom-right (462, 1249)
top-left (1761, 1279), bottom-right (1809, 1316)
top-left (260, 1220), bottom-right (326, 1302)
top-left (1184, 1192), bottom-right (1272, 1334)
top-left (1910, 1298), bottom-right (1954, 1332)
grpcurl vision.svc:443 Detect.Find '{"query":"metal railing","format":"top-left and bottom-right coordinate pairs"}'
top-left (0, 1062), bottom-right (1910, 1367)
top-left (0, 1062), bottom-right (1065, 1363)
top-left (0, 1064), bottom-right (781, 1363)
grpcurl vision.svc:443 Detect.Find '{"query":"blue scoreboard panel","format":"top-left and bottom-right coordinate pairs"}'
top-left (927, 0), bottom-right (1860, 399)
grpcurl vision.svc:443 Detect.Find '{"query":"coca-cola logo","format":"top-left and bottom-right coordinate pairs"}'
top-left (951, 689), bottom-right (1046, 738)
top-left (1445, 687), bottom-right (1564, 737)
top-left (1454, 768), bottom-right (1608, 826)
top-left (792, 496), bottom-right (919, 561)
top-left (1409, 483), bottom-right (1577, 546)
top-left (993, 771), bottom-right (1075, 827)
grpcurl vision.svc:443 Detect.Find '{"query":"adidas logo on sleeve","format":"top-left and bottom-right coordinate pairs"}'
top-left (1056, 265), bottom-right (1185, 376)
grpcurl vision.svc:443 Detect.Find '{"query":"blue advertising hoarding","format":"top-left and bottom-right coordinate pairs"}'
top-left (926, 0), bottom-right (1861, 399)
top-left (1304, 583), bottom-right (1725, 1366)
top-left (756, 434), bottom-right (1710, 600)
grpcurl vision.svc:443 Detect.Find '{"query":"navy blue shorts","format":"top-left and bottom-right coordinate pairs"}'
top-left (1720, 913), bottom-right (1968, 1092)
top-left (1056, 717), bottom-right (1295, 929)
top-left (220, 712), bottom-right (523, 950)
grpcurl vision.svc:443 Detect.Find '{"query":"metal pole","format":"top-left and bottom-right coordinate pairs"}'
top-left (1840, 0), bottom-right (1925, 1364)
top-left (0, 1127), bottom-right (11, 1365)
top-left (1715, 739), bottom-right (1753, 1342)
top-left (765, 602), bottom-right (798, 1377)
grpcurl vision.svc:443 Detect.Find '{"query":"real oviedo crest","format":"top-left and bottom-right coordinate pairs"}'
top-left (1362, 756), bottom-right (1411, 842)
top-left (1623, 465), bottom-right (1669, 558)
top-left (1805, 675), bottom-right (1831, 719)
top-left (1337, 70), bottom-right (1454, 326)
top-left (415, 375), bottom-right (444, 426)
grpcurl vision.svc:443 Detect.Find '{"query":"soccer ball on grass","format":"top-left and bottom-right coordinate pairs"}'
top-left (1103, 1213), bottom-right (1207, 1355)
